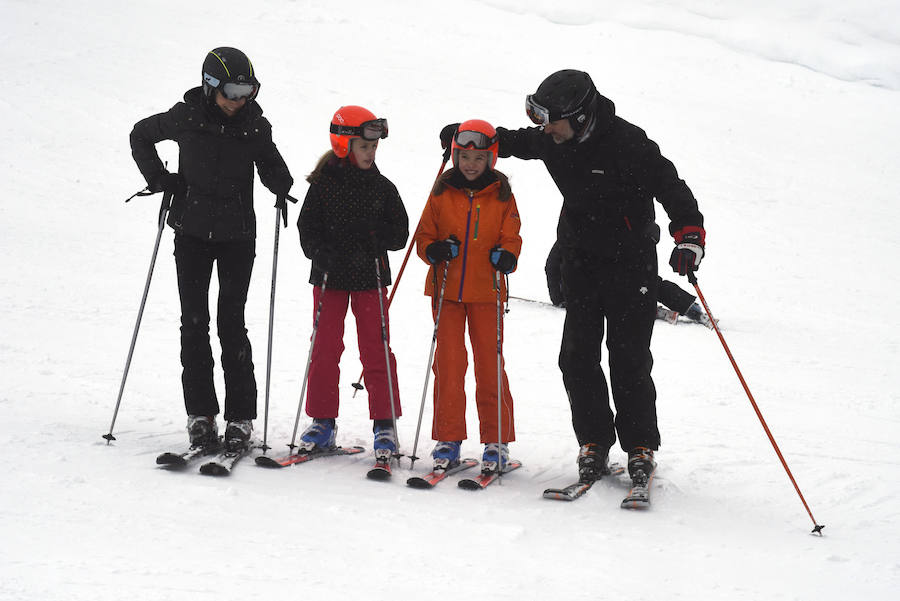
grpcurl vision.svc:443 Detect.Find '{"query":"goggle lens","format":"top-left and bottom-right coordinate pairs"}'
top-left (361, 119), bottom-right (388, 140)
top-left (525, 95), bottom-right (550, 126)
top-left (222, 82), bottom-right (258, 100)
top-left (330, 118), bottom-right (389, 141)
top-left (454, 129), bottom-right (497, 150)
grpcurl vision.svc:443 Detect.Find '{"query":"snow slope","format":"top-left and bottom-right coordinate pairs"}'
top-left (1, 1), bottom-right (898, 600)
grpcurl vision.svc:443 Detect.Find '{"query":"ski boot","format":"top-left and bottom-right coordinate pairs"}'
top-left (431, 441), bottom-right (462, 471)
top-left (223, 420), bottom-right (253, 452)
top-left (577, 443), bottom-right (610, 482)
top-left (627, 446), bottom-right (657, 486)
top-left (685, 303), bottom-right (715, 329)
top-left (481, 442), bottom-right (509, 474)
top-left (298, 418), bottom-right (337, 453)
top-left (373, 422), bottom-right (398, 463)
top-left (187, 415), bottom-right (218, 449)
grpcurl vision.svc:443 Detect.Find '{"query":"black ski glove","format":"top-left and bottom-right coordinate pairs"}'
top-left (312, 246), bottom-right (336, 273)
top-left (440, 123), bottom-right (461, 149)
top-left (149, 171), bottom-right (182, 194)
top-left (425, 236), bottom-right (461, 264)
top-left (669, 226), bottom-right (705, 276)
top-left (274, 193), bottom-right (298, 228)
top-left (489, 246), bottom-right (517, 274)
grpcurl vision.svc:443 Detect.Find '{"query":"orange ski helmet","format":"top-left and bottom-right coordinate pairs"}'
top-left (451, 119), bottom-right (499, 169)
top-left (329, 105), bottom-right (388, 158)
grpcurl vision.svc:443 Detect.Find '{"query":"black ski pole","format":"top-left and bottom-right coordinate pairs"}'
top-left (260, 194), bottom-right (299, 454)
top-left (103, 190), bottom-right (173, 443)
top-left (374, 256), bottom-right (401, 461)
top-left (408, 262), bottom-right (450, 470)
top-left (687, 271), bottom-right (824, 535)
top-left (124, 187), bottom-right (154, 203)
top-left (288, 273), bottom-right (329, 450)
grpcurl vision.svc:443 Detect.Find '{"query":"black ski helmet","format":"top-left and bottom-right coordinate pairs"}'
top-left (525, 69), bottom-right (598, 132)
top-left (201, 47), bottom-right (260, 102)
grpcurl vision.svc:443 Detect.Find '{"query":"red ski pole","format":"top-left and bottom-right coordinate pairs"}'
top-left (351, 152), bottom-right (450, 396)
top-left (687, 271), bottom-right (824, 535)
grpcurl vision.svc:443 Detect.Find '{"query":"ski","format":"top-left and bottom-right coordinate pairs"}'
top-left (156, 443), bottom-right (221, 469)
top-left (458, 460), bottom-right (522, 490)
top-left (255, 445), bottom-right (365, 468)
top-left (199, 445), bottom-right (252, 477)
top-left (406, 458), bottom-right (479, 489)
top-left (542, 462), bottom-right (625, 501)
top-left (512, 296), bottom-right (694, 328)
top-left (621, 470), bottom-right (656, 509)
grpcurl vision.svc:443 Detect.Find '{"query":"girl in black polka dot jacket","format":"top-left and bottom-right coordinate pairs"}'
top-left (296, 105), bottom-right (409, 458)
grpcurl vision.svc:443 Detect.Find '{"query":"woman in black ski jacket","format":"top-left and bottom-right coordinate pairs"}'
top-left (129, 47), bottom-right (293, 451)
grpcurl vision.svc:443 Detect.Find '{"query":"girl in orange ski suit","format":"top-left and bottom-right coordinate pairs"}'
top-left (415, 121), bottom-right (522, 454)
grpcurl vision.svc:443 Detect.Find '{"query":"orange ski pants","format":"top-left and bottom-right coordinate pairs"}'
top-left (432, 299), bottom-right (515, 443)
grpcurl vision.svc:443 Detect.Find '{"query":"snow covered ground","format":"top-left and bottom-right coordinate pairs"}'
top-left (1, 1), bottom-right (898, 599)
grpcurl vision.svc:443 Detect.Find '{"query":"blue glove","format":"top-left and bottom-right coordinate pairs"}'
top-left (489, 246), bottom-right (517, 274)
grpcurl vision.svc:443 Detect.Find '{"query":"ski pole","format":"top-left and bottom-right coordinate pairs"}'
top-left (288, 273), bottom-right (329, 450)
top-left (687, 271), bottom-right (824, 535)
top-left (495, 270), bottom-right (504, 483)
top-left (103, 190), bottom-right (173, 443)
top-left (408, 262), bottom-right (450, 470)
top-left (374, 256), bottom-right (401, 460)
top-left (351, 153), bottom-right (451, 396)
top-left (260, 210), bottom-right (281, 453)
top-left (261, 193), bottom-right (300, 452)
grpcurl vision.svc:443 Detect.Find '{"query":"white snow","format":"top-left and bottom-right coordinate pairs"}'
top-left (1, 1), bottom-right (899, 600)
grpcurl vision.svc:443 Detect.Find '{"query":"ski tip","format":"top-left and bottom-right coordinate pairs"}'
top-left (367, 466), bottom-right (392, 481)
top-left (156, 455), bottom-right (183, 466)
top-left (406, 477), bottom-right (433, 489)
top-left (542, 489), bottom-right (574, 501)
top-left (254, 455), bottom-right (285, 468)
top-left (620, 498), bottom-right (650, 510)
top-left (199, 463), bottom-right (229, 477)
top-left (457, 478), bottom-right (483, 490)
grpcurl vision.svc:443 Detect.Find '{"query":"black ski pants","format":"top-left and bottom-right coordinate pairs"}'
top-left (174, 234), bottom-right (256, 421)
top-left (558, 245), bottom-right (660, 452)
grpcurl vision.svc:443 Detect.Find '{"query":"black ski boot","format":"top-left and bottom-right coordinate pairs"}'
top-left (187, 415), bottom-right (218, 449)
top-left (224, 420), bottom-right (253, 452)
top-left (627, 447), bottom-right (657, 485)
top-left (577, 443), bottom-right (610, 482)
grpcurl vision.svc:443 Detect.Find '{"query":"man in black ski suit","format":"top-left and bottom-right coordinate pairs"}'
top-left (130, 47), bottom-right (294, 452)
top-left (442, 69), bottom-right (705, 485)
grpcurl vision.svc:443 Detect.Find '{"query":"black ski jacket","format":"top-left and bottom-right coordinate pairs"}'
top-left (130, 87), bottom-right (293, 242)
top-left (497, 94), bottom-right (702, 260)
top-left (298, 158), bottom-right (409, 291)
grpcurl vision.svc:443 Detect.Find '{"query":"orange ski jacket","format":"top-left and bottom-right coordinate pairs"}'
top-left (415, 178), bottom-right (522, 304)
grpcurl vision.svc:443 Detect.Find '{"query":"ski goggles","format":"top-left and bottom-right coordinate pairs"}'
top-left (221, 82), bottom-right (258, 100)
top-left (525, 94), bottom-right (551, 126)
top-left (204, 72), bottom-right (259, 101)
top-left (330, 118), bottom-right (389, 140)
top-left (454, 129), bottom-right (497, 149)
